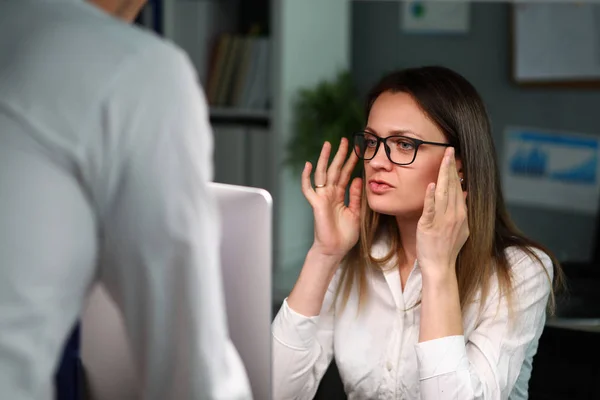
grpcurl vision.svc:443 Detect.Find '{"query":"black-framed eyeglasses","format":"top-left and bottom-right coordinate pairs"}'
top-left (352, 132), bottom-right (452, 166)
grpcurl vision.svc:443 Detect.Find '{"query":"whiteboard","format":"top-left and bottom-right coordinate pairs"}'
top-left (513, 3), bottom-right (600, 83)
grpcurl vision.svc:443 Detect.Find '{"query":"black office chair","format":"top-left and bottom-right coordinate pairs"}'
top-left (528, 210), bottom-right (600, 399)
top-left (529, 325), bottom-right (600, 399)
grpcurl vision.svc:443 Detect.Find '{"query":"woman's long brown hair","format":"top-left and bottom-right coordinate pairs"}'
top-left (335, 66), bottom-right (564, 318)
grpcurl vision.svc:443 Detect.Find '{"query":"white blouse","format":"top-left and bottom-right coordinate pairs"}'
top-left (272, 237), bottom-right (553, 400)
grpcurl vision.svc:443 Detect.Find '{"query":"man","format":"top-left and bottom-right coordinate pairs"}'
top-left (0, 1), bottom-right (252, 399)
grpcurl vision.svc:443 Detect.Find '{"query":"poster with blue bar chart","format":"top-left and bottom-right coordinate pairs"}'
top-left (502, 127), bottom-right (600, 214)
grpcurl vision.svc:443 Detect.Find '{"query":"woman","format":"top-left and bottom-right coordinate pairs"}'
top-left (271, 66), bottom-right (563, 400)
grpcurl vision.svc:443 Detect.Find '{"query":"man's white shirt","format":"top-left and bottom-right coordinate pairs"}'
top-left (0, 1), bottom-right (251, 399)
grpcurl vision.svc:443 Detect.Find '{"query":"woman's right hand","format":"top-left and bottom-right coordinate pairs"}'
top-left (301, 138), bottom-right (363, 260)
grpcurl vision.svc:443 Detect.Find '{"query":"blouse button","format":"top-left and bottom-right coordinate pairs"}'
top-left (386, 360), bottom-right (393, 371)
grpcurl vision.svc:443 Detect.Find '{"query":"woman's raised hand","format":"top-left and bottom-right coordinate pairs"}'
top-left (416, 147), bottom-right (469, 277)
top-left (301, 138), bottom-right (363, 260)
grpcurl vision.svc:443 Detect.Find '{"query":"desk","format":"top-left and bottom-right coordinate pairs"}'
top-left (546, 318), bottom-right (600, 333)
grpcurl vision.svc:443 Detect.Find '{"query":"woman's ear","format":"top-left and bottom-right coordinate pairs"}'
top-left (455, 157), bottom-right (463, 177)
top-left (455, 157), bottom-right (465, 188)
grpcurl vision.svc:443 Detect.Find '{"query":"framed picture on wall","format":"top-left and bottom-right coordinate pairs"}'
top-left (510, 3), bottom-right (600, 88)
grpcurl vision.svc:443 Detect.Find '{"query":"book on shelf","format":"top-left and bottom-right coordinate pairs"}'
top-left (206, 33), bottom-right (271, 112)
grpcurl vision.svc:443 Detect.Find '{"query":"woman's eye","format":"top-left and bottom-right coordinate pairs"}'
top-left (366, 139), bottom-right (377, 147)
top-left (396, 140), bottom-right (414, 150)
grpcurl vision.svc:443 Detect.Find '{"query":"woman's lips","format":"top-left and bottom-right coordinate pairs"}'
top-left (368, 180), bottom-right (394, 194)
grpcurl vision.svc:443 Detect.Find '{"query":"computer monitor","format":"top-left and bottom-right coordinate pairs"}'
top-left (80, 182), bottom-right (273, 400)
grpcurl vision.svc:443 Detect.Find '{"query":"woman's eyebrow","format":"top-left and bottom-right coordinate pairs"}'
top-left (366, 127), bottom-right (423, 139)
top-left (363, 127), bottom-right (381, 137)
top-left (389, 129), bottom-right (423, 139)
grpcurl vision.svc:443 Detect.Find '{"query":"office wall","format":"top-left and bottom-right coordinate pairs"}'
top-left (352, 1), bottom-right (599, 262)
top-left (164, 0), bottom-right (351, 299)
top-left (272, 0), bottom-right (351, 298)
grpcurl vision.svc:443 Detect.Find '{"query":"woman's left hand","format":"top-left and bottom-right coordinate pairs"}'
top-left (416, 147), bottom-right (469, 277)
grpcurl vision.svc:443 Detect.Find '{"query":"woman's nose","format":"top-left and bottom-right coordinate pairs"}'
top-left (368, 144), bottom-right (393, 170)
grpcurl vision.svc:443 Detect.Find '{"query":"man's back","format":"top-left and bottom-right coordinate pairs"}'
top-left (0, 1), bottom-right (251, 399)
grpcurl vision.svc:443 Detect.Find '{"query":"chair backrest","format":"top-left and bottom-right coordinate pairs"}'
top-left (80, 285), bottom-right (138, 400)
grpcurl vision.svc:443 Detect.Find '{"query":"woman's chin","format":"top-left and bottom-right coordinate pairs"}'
top-left (367, 199), bottom-right (400, 216)
top-left (367, 198), bottom-right (423, 219)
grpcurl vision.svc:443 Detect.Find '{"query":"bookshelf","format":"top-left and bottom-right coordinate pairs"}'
top-left (209, 107), bottom-right (270, 127)
top-left (137, 0), bottom-right (351, 301)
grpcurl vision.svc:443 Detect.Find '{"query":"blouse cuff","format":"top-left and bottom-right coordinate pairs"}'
top-left (415, 335), bottom-right (470, 380)
top-left (272, 298), bottom-right (320, 350)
